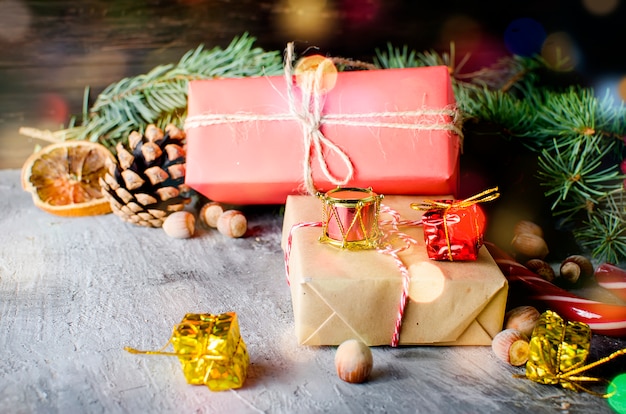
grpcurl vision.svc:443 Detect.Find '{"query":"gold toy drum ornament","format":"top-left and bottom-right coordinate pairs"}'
top-left (317, 187), bottom-right (383, 249)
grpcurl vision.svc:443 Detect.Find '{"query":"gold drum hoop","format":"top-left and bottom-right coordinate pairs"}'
top-left (317, 187), bottom-right (383, 249)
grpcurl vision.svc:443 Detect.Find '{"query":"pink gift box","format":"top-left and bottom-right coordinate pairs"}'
top-left (185, 65), bottom-right (462, 205)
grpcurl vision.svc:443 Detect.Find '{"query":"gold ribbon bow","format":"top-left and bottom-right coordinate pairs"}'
top-left (410, 187), bottom-right (500, 261)
top-left (412, 186), bottom-right (500, 211)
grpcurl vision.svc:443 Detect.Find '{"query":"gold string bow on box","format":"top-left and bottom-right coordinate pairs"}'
top-left (518, 310), bottom-right (626, 397)
top-left (125, 312), bottom-right (249, 391)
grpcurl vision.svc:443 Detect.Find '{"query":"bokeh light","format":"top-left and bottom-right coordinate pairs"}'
top-left (438, 15), bottom-right (507, 72)
top-left (541, 31), bottom-right (580, 71)
top-left (619, 76), bottom-right (626, 101)
top-left (408, 261), bottom-right (445, 303)
top-left (592, 75), bottom-right (625, 107)
top-left (340, 0), bottom-right (381, 26)
top-left (609, 373), bottom-right (626, 414)
top-left (0, 0), bottom-right (31, 43)
top-left (582, 0), bottom-right (621, 15)
top-left (275, 0), bottom-right (337, 43)
top-left (504, 18), bottom-right (547, 57)
top-left (294, 55), bottom-right (338, 93)
top-left (37, 93), bottom-right (70, 125)
top-left (439, 14), bottom-right (484, 54)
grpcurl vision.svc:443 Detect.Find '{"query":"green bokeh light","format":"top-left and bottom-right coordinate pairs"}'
top-left (609, 373), bottom-right (626, 414)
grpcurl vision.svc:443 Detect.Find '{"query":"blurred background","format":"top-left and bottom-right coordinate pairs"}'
top-left (0, 0), bottom-right (624, 169)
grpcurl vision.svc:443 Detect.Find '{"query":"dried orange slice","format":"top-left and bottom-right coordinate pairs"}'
top-left (21, 140), bottom-right (116, 216)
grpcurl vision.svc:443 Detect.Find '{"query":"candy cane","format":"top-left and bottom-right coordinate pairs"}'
top-left (595, 263), bottom-right (626, 302)
top-left (485, 242), bottom-right (626, 337)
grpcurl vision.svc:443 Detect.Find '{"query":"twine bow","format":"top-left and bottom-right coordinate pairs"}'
top-left (411, 187), bottom-right (500, 261)
top-left (283, 43), bottom-right (354, 195)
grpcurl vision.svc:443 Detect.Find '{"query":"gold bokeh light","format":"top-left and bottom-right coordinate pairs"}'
top-left (408, 261), bottom-right (445, 303)
top-left (582, 0), bottom-right (620, 15)
top-left (275, 0), bottom-right (337, 43)
top-left (541, 31), bottom-right (579, 72)
top-left (618, 76), bottom-right (626, 101)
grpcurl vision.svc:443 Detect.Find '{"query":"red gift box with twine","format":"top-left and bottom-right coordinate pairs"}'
top-left (184, 43), bottom-right (462, 205)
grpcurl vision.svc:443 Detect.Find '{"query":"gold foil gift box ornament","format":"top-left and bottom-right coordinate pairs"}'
top-left (317, 187), bottom-right (383, 249)
top-left (125, 312), bottom-right (249, 391)
top-left (519, 310), bottom-right (626, 397)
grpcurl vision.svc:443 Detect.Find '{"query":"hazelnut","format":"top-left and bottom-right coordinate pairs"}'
top-left (560, 255), bottom-right (594, 285)
top-left (525, 259), bottom-right (556, 282)
top-left (162, 211), bottom-right (195, 239)
top-left (199, 201), bottom-right (224, 228)
top-left (492, 329), bottom-right (530, 366)
top-left (511, 232), bottom-right (549, 260)
top-left (335, 339), bottom-right (373, 383)
top-left (513, 220), bottom-right (544, 238)
top-left (504, 306), bottom-right (541, 338)
top-left (217, 210), bottom-right (247, 238)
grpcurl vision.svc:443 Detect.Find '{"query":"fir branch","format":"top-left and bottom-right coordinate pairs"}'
top-left (594, 89), bottom-right (626, 141)
top-left (456, 86), bottom-right (537, 138)
top-left (529, 87), bottom-right (598, 141)
top-left (575, 192), bottom-right (626, 263)
top-left (457, 54), bottom-right (546, 93)
top-left (536, 137), bottom-right (621, 210)
top-left (373, 44), bottom-right (428, 69)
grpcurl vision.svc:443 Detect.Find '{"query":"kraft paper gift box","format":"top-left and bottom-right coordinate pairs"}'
top-left (185, 65), bottom-right (462, 205)
top-left (281, 194), bottom-right (508, 346)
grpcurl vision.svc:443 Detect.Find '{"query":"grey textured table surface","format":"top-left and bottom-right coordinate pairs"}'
top-left (0, 168), bottom-right (620, 414)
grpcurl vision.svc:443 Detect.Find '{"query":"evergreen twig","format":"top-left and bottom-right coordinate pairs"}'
top-left (575, 191), bottom-right (626, 263)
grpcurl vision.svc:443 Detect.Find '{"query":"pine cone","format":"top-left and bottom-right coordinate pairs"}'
top-left (99, 124), bottom-right (190, 227)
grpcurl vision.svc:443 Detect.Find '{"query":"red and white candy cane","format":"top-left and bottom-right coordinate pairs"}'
top-left (485, 242), bottom-right (626, 337)
top-left (595, 263), bottom-right (626, 302)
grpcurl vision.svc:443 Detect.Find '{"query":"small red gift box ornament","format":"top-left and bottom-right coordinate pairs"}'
top-left (411, 187), bottom-right (499, 261)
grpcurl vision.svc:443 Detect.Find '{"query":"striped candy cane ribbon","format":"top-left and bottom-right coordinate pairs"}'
top-left (377, 205), bottom-right (423, 347)
top-left (284, 221), bottom-right (323, 286)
